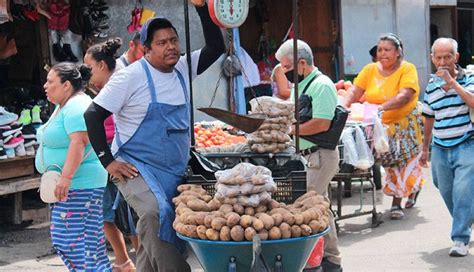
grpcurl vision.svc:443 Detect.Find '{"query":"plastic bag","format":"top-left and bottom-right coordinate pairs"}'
top-left (373, 114), bottom-right (389, 154)
top-left (353, 126), bottom-right (374, 170)
top-left (341, 128), bottom-right (358, 166)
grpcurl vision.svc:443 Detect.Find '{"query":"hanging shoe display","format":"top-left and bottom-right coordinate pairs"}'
top-left (62, 43), bottom-right (78, 62)
top-left (52, 43), bottom-right (68, 62)
top-left (32, 105), bottom-right (43, 124)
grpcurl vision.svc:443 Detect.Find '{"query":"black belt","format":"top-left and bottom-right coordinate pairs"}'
top-left (300, 146), bottom-right (320, 156)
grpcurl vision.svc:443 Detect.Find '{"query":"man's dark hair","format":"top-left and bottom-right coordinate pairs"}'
top-left (143, 18), bottom-right (178, 48)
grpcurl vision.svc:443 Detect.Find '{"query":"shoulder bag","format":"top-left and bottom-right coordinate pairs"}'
top-left (298, 75), bottom-right (349, 150)
top-left (39, 108), bottom-right (92, 203)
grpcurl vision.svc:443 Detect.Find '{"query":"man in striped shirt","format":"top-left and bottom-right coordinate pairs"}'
top-left (421, 37), bottom-right (474, 257)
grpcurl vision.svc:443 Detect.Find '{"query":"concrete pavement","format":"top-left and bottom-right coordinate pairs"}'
top-left (0, 168), bottom-right (473, 271)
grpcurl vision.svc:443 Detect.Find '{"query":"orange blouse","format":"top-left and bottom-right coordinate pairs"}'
top-left (354, 61), bottom-right (420, 124)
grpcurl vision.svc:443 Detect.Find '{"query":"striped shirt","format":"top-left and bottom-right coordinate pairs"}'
top-left (422, 68), bottom-right (474, 147)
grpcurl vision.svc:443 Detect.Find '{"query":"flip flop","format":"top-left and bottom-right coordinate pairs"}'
top-left (390, 205), bottom-right (404, 220)
top-left (405, 190), bottom-right (421, 209)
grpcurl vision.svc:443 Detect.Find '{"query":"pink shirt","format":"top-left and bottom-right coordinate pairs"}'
top-left (104, 115), bottom-right (115, 144)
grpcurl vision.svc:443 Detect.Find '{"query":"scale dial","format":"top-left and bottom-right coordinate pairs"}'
top-left (209, 0), bottom-right (250, 29)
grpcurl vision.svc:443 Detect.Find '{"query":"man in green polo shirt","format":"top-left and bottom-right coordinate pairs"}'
top-left (275, 39), bottom-right (342, 272)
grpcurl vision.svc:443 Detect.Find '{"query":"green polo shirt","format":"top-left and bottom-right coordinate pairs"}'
top-left (291, 68), bottom-right (338, 150)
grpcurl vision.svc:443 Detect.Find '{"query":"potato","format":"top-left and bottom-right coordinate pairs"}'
top-left (230, 225), bottom-right (244, 241)
top-left (182, 225), bottom-right (198, 238)
top-left (244, 207), bottom-right (255, 216)
top-left (173, 194), bottom-right (197, 205)
top-left (295, 191), bottom-right (317, 203)
top-left (268, 199), bottom-right (281, 210)
top-left (283, 213), bottom-right (295, 225)
top-left (179, 212), bottom-right (193, 224)
top-left (176, 207), bottom-right (192, 216)
top-left (269, 208), bottom-right (290, 216)
top-left (279, 222), bottom-right (291, 239)
top-left (195, 212), bottom-right (207, 226)
top-left (258, 229), bottom-right (269, 241)
top-left (204, 214), bottom-right (215, 228)
top-left (303, 211), bottom-right (315, 225)
top-left (207, 199), bottom-right (221, 211)
top-left (184, 214), bottom-right (198, 225)
top-left (252, 218), bottom-right (265, 231)
top-left (271, 213), bottom-right (283, 227)
top-left (220, 226), bottom-right (231, 241)
top-left (309, 220), bottom-right (322, 234)
top-left (202, 195), bottom-right (213, 203)
top-left (255, 205), bottom-right (268, 214)
top-left (206, 228), bottom-right (219, 240)
top-left (300, 224), bottom-right (312, 236)
top-left (240, 215), bottom-right (254, 228)
top-left (226, 213), bottom-right (241, 228)
top-left (233, 204), bottom-right (245, 215)
top-left (251, 175), bottom-right (267, 185)
top-left (256, 213), bottom-right (274, 230)
top-left (211, 211), bottom-right (225, 218)
top-left (187, 199), bottom-right (210, 211)
top-left (223, 198), bottom-right (237, 205)
top-left (196, 225), bottom-right (208, 240)
top-left (173, 218), bottom-right (180, 230)
top-left (219, 204), bottom-right (234, 214)
top-left (294, 213), bottom-right (304, 225)
top-left (319, 219), bottom-right (328, 231)
top-left (211, 217), bottom-right (227, 231)
top-left (291, 225), bottom-right (302, 238)
top-left (269, 226), bottom-right (282, 240)
top-left (245, 227), bottom-right (257, 241)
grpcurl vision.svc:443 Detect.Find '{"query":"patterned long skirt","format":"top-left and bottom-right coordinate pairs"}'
top-left (379, 104), bottom-right (426, 198)
top-left (50, 187), bottom-right (111, 271)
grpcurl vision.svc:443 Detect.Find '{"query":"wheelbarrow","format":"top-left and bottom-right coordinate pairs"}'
top-left (178, 228), bottom-right (329, 272)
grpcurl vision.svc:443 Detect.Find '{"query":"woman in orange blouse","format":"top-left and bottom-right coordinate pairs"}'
top-left (343, 33), bottom-right (424, 220)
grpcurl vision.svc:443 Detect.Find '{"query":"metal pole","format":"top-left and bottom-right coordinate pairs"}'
top-left (233, 28), bottom-right (246, 114)
top-left (184, 0), bottom-right (195, 147)
top-left (293, 0), bottom-right (300, 154)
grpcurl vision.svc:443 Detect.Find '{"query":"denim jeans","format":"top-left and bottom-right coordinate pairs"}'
top-left (431, 138), bottom-right (474, 244)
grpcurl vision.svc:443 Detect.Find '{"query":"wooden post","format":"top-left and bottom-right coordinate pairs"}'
top-left (13, 192), bottom-right (22, 224)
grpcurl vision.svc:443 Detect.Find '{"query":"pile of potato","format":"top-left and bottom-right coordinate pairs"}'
top-left (214, 163), bottom-right (277, 207)
top-left (247, 97), bottom-right (295, 154)
top-left (173, 184), bottom-right (330, 242)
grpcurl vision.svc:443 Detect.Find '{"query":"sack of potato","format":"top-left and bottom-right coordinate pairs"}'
top-left (173, 184), bottom-right (330, 242)
top-left (248, 97), bottom-right (295, 154)
top-left (214, 163), bottom-right (276, 207)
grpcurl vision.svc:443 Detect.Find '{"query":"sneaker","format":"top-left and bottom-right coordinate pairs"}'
top-left (15, 142), bottom-right (26, 156)
top-left (24, 138), bottom-right (36, 148)
top-left (5, 147), bottom-right (15, 158)
top-left (31, 105), bottom-right (42, 124)
top-left (4, 136), bottom-right (24, 149)
top-left (0, 146), bottom-right (6, 160)
top-left (320, 258), bottom-right (343, 272)
top-left (449, 241), bottom-right (469, 257)
top-left (3, 130), bottom-right (21, 143)
top-left (18, 108), bottom-right (32, 125)
top-left (25, 145), bottom-right (35, 156)
top-left (2, 122), bottom-right (23, 137)
top-left (22, 124), bottom-right (36, 139)
top-left (0, 107), bottom-right (18, 126)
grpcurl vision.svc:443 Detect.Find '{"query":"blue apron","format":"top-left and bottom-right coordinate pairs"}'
top-left (114, 58), bottom-right (190, 252)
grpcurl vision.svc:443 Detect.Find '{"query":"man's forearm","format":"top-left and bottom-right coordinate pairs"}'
top-left (196, 3), bottom-right (225, 74)
top-left (450, 80), bottom-right (474, 107)
top-left (422, 117), bottom-right (434, 151)
top-left (84, 103), bottom-right (115, 169)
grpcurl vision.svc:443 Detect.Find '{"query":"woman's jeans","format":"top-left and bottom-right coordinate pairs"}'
top-left (431, 138), bottom-right (474, 244)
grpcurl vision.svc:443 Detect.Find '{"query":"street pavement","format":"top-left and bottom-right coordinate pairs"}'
top-left (0, 168), bottom-right (473, 271)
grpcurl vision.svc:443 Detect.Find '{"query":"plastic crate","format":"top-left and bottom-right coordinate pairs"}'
top-left (185, 170), bottom-right (307, 204)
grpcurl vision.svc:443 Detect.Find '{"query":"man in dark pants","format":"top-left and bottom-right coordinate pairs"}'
top-left (84, 1), bottom-right (225, 270)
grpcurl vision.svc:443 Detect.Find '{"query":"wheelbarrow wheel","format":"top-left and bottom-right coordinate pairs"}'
top-left (372, 164), bottom-right (382, 190)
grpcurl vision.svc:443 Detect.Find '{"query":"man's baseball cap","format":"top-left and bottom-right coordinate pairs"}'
top-left (139, 17), bottom-right (177, 45)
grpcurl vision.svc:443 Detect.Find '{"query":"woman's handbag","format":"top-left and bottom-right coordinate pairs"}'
top-left (38, 108), bottom-right (92, 203)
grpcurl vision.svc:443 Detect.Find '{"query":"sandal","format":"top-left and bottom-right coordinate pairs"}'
top-left (405, 190), bottom-right (421, 209)
top-left (390, 205), bottom-right (404, 220)
top-left (112, 259), bottom-right (136, 272)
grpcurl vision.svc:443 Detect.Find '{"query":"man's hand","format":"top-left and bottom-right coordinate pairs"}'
top-left (420, 149), bottom-right (429, 168)
top-left (190, 0), bottom-right (206, 7)
top-left (106, 160), bottom-right (139, 182)
top-left (436, 66), bottom-right (454, 90)
top-left (55, 177), bottom-right (71, 202)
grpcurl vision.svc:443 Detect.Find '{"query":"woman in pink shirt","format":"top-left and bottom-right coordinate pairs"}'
top-left (84, 38), bottom-right (138, 272)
